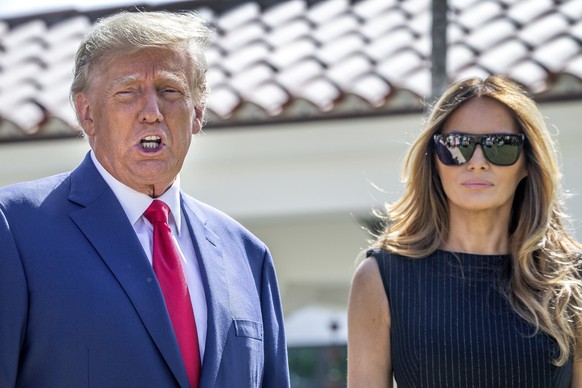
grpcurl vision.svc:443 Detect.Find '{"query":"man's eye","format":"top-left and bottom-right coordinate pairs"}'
top-left (161, 88), bottom-right (184, 100)
top-left (116, 89), bottom-right (136, 96)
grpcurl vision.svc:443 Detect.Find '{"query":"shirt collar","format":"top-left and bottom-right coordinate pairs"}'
top-left (90, 151), bottom-right (183, 235)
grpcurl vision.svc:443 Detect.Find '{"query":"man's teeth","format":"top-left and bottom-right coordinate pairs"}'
top-left (141, 136), bottom-right (161, 149)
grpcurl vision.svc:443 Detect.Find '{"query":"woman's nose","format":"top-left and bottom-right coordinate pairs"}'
top-left (467, 144), bottom-right (489, 169)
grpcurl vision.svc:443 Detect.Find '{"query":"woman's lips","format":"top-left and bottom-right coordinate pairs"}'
top-left (462, 180), bottom-right (493, 188)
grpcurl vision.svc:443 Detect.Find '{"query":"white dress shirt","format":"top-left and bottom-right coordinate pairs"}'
top-left (90, 151), bottom-right (207, 361)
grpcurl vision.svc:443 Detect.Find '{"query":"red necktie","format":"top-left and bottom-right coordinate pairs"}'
top-left (144, 200), bottom-right (200, 388)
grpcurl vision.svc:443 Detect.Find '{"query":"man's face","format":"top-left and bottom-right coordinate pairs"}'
top-left (75, 47), bottom-right (202, 197)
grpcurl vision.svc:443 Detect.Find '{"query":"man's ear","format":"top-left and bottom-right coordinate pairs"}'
top-left (192, 107), bottom-right (204, 135)
top-left (74, 93), bottom-right (95, 136)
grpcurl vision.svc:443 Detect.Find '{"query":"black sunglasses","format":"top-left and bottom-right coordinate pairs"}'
top-left (433, 133), bottom-right (525, 166)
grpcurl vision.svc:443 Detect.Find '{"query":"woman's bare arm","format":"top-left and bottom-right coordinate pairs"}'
top-left (347, 257), bottom-right (392, 387)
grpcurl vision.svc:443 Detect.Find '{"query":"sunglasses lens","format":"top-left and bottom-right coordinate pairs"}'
top-left (434, 134), bottom-right (524, 166)
top-left (482, 138), bottom-right (521, 166)
top-left (433, 135), bottom-right (475, 166)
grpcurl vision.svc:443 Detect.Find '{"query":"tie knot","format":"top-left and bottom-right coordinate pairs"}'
top-left (144, 200), bottom-right (170, 225)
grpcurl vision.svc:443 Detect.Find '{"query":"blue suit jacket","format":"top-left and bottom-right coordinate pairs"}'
top-left (0, 153), bottom-right (290, 387)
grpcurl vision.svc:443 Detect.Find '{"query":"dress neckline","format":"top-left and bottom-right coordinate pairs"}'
top-left (436, 249), bottom-right (510, 259)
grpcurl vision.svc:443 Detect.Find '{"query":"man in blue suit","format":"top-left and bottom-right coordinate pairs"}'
top-left (0, 10), bottom-right (289, 388)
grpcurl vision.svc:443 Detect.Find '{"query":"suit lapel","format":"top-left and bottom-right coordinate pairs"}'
top-left (181, 196), bottom-right (231, 388)
top-left (68, 154), bottom-right (190, 387)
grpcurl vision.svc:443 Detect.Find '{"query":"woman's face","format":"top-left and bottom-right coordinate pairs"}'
top-left (435, 97), bottom-right (528, 216)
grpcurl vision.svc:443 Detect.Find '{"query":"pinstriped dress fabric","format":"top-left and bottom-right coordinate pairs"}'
top-left (371, 249), bottom-right (572, 387)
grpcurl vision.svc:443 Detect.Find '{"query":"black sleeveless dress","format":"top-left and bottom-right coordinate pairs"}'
top-left (371, 249), bottom-right (572, 387)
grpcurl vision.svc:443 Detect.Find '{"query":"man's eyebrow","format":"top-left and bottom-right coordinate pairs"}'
top-left (157, 71), bottom-right (189, 88)
top-left (110, 74), bottom-right (141, 89)
top-left (112, 72), bottom-right (188, 86)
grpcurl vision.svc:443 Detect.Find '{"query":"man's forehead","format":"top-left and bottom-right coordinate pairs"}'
top-left (97, 47), bottom-right (190, 73)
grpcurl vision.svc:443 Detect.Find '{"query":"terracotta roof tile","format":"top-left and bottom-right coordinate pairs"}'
top-left (353, 0), bottom-right (395, 20)
top-left (377, 49), bottom-right (425, 83)
top-left (269, 38), bottom-right (317, 69)
top-left (479, 39), bottom-right (530, 73)
top-left (1, 0), bottom-right (581, 141)
top-left (312, 13), bottom-right (359, 43)
top-left (317, 32), bottom-right (364, 65)
top-left (507, 0), bottom-right (554, 25)
top-left (295, 77), bottom-right (340, 111)
top-left (359, 9), bottom-right (407, 40)
top-left (533, 35), bottom-right (580, 71)
top-left (405, 67), bottom-right (431, 97)
top-left (363, 27), bottom-right (416, 61)
top-left (220, 21), bottom-right (265, 52)
top-left (560, 0), bottom-right (582, 21)
top-left (448, 43), bottom-right (476, 73)
top-left (408, 9), bottom-right (431, 35)
top-left (216, 2), bottom-right (260, 31)
top-left (327, 54), bottom-right (373, 89)
top-left (565, 54), bottom-right (582, 78)
top-left (207, 67), bottom-right (228, 90)
top-left (457, 1), bottom-right (504, 30)
top-left (205, 45), bottom-right (224, 68)
top-left (244, 82), bottom-right (289, 116)
top-left (2, 19), bottom-right (46, 48)
top-left (465, 18), bottom-right (516, 52)
top-left (306, 0), bottom-right (350, 25)
top-left (412, 35), bottom-right (431, 56)
top-left (1, 40), bottom-right (43, 68)
top-left (349, 73), bottom-right (391, 107)
top-left (206, 86), bottom-right (240, 119)
top-left (44, 16), bottom-right (90, 46)
top-left (0, 21), bottom-right (8, 37)
top-left (400, 0), bottom-right (430, 16)
top-left (262, 0), bottom-right (306, 28)
top-left (508, 60), bottom-right (548, 92)
top-left (0, 81), bottom-right (36, 110)
top-left (2, 102), bottom-right (44, 133)
top-left (570, 19), bottom-right (582, 41)
top-left (220, 41), bottom-right (270, 73)
top-left (453, 64), bottom-right (492, 83)
top-left (265, 18), bottom-right (311, 47)
top-left (231, 63), bottom-right (274, 92)
top-left (0, 61), bottom-right (39, 87)
top-left (450, 0), bottom-right (482, 12)
top-left (277, 58), bottom-right (323, 91)
top-left (447, 21), bottom-right (467, 45)
top-left (518, 13), bottom-right (569, 47)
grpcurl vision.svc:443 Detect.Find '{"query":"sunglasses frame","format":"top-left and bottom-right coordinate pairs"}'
top-left (433, 133), bottom-right (526, 166)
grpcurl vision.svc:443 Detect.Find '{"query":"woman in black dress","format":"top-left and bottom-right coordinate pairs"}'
top-left (348, 75), bottom-right (582, 387)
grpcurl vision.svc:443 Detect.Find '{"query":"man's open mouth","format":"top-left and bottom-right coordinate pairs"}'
top-left (140, 135), bottom-right (162, 150)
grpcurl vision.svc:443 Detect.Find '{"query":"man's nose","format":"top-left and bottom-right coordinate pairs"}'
top-left (140, 89), bottom-right (163, 123)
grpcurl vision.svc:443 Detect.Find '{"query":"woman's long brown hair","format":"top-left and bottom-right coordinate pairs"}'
top-left (374, 75), bottom-right (582, 365)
